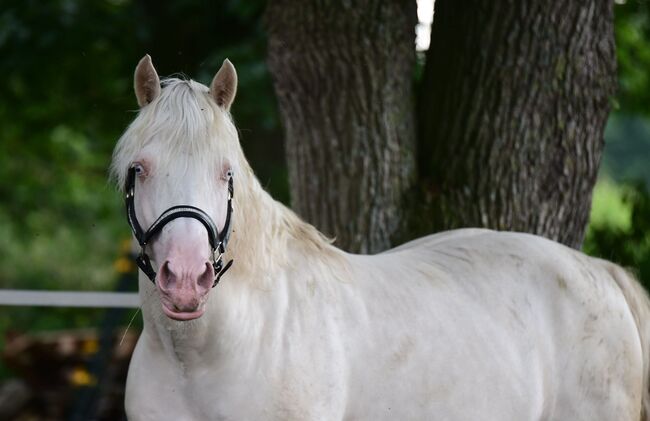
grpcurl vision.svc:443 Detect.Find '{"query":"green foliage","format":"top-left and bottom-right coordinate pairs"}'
top-left (588, 178), bottom-right (632, 230)
top-left (0, 0), bottom-right (140, 290)
top-left (585, 181), bottom-right (650, 288)
top-left (615, 0), bottom-right (650, 116)
top-left (602, 114), bottom-right (650, 187)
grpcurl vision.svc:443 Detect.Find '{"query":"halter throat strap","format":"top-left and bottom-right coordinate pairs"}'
top-left (124, 167), bottom-right (234, 287)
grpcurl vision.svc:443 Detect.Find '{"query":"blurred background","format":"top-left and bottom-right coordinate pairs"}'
top-left (0, 0), bottom-right (648, 419)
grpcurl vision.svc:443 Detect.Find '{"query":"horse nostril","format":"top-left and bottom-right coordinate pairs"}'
top-left (197, 262), bottom-right (215, 290)
top-left (158, 260), bottom-right (176, 290)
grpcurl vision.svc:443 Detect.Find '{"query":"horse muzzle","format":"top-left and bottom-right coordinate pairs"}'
top-left (156, 258), bottom-right (214, 320)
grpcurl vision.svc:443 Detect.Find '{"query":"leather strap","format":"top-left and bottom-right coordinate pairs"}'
top-left (144, 205), bottom-right (219, 249)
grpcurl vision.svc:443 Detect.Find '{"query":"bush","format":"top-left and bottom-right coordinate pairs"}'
top-left (584, 181), bottom-right (650, 288)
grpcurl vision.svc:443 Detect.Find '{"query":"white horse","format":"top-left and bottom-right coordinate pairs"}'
top-left (112, 55), bottom-right (650, 420)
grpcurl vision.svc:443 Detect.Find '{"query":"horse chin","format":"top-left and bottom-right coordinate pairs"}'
top-left (160, 302), bottom-right (206, 321)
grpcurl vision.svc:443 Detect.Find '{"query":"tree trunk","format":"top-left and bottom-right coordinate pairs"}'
top-left (265, 0), bottom-right (417, 253)
top-left (418, 0), bottom-right (617, 249)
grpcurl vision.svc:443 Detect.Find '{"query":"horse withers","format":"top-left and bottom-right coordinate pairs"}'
top-left (111, 55), bottom-right (650, 420)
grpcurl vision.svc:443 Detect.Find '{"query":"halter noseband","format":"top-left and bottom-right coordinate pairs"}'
top-left (124, 166), bottom-right (234, 287)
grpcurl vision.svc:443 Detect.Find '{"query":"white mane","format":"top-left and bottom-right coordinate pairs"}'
top-left (110, 77), bottom-right (340, 284)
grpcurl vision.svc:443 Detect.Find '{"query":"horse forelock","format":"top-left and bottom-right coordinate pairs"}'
top-left (110, 77), bottom-right (239, 190)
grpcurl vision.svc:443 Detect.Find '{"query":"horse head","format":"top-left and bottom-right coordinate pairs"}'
top-left (111, 55), bottom-right (239, 321)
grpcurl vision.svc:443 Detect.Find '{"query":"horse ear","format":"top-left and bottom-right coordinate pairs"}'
top-left (210, 59), bottom-right (237, 110)
top-left (134, 55), bottom-right (161, 107)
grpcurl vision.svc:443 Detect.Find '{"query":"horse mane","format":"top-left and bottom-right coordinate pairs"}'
top-left (110, 77), bottom-right (342, 283)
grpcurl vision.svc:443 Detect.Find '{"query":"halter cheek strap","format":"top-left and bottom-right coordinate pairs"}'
top-left (124, 166), bottom-right (234, 287)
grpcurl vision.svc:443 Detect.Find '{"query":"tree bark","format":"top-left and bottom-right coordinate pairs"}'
top-left (265, 0), bottom-right (417, 253)
top-left (418, 0), bottom-right (617, 249)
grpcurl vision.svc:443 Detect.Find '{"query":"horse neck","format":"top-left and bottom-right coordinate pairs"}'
top-left (225, 165), bottom-right (334, 285)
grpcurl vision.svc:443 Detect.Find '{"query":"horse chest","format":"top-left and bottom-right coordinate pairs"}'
top-left (127, 334), bottom-right (347, 420)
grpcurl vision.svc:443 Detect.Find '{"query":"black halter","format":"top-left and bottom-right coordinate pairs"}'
top-left (124, 166), bottom-right (234, 287)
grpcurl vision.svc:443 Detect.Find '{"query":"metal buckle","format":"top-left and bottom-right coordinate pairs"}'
top-left (212, 246), bottom-right (223, 266)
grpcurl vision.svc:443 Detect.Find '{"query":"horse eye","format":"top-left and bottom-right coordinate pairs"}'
top-left (221, 168), bottom-right (233, 180)
top-left (132, 163), bottom-right (145, 176)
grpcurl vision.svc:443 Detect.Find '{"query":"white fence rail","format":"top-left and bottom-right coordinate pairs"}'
top-left (0, 290), bottom-right (139, 308)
